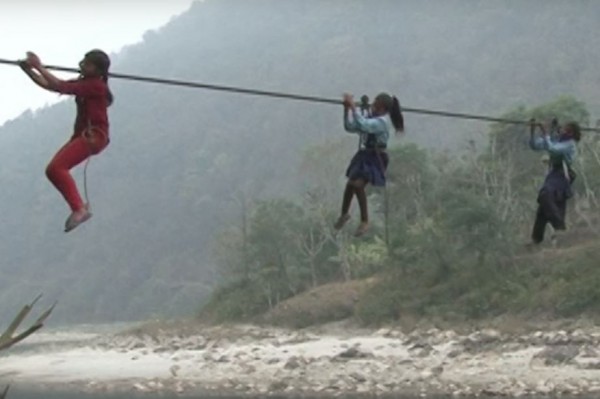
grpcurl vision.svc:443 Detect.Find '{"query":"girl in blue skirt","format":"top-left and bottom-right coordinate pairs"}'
top-left (334, 92), bottom-right (404, 236)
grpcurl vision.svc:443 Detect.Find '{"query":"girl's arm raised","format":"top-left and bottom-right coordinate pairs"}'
top-left (529, 122), bottom-right (549, 151)
top-left (26, 52), bottom-right (63, 91)
top-left (342, 93), bottom-right (385, 135)
top-left (349, 108), bottom-right (386, 135)
top-left (19, 61), bottom-right (51, 90)
top-left (543, 137), bottom-right (576, 162)
top-left (25, 52), bottom-right (101, 97)
top-left (343, 104), bottom-right (360, 133)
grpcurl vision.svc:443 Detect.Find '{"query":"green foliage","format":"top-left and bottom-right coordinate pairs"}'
top-left (488, 96), bottom-right (591, 194)
top-left (531, 96), bottom-right (590, 127)
top-left (1, 0), bottom-right (600, 325)
top-left (209, 95), bottom-right (600, 326)
top-left (354, 276), bottom-right (405, 325)
top-left (199, 280), bottom-right (267, 322)
top-left (344, 237), bottom-right (389, 279)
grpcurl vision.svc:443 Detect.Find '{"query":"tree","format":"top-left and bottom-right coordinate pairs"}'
top-left (246, 199), bottom-right (307, 308)
top-left (294, 190), bottom-right (330, 288)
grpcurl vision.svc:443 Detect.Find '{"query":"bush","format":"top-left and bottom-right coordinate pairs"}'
top-left (204, 96), bottom-right (600, 327)
top-left (198, 279), bottom-right (267, 322)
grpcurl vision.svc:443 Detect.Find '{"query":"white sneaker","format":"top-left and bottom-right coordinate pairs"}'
top-left (64, 205), bottom-right (92, 233)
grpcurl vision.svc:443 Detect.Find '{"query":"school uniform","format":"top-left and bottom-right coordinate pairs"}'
top-left (344, 109), bottom-right (393, 187)
top-left (529, 134), bottom-right (577, 243)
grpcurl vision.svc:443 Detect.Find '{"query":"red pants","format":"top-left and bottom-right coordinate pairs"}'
top-left (46, 131), bottom-right (108, 212)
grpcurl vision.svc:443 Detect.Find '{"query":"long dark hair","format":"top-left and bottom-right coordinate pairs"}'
top-left (565, 121), bottom-right (581, 142)
top-left (85, 49), bottom-right (114, 106)
top-left (390, 96), bottom-right (404, 132)
top-left (375, 93), bottom-right (404, 133)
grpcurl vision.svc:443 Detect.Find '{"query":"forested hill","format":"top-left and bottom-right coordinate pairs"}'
top-left (0, 0), bottom-right (598, 324)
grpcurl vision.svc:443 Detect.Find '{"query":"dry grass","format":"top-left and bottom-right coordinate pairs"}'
top-left (260, 278), bottom-right (378, 328)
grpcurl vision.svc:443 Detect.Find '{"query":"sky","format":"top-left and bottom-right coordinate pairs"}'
top-left (0, 1), bottom-right (197, 126)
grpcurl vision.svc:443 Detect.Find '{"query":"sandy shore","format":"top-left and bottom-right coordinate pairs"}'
top-left (2, 321), bottom-right (600, 397)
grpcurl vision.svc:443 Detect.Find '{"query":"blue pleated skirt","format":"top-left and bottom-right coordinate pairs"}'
top-left (345, 149), bottom-right (389, 187)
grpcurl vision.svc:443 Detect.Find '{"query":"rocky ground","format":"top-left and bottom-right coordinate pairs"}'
top-left (2, 321), bottom-right (600, 397)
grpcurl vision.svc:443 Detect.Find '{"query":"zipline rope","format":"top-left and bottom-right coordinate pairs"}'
top-left (1, 57), bottom-right (599, 133)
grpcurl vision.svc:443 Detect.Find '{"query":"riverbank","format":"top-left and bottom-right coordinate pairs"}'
top-left (2, 320), bottom-right (600, 397)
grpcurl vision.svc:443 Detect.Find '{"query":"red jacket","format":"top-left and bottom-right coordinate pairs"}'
top-left (55, 77), bottom-right (110, 137)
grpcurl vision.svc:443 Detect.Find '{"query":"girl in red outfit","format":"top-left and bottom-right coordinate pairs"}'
top-left (20, 50), bottom-right (113, 232)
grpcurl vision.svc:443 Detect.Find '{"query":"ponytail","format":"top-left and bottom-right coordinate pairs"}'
top-left (390, 96), bottom-right (404, 133)
top-left (374, 92), bottom-right (404, 133)
top-left (84, 49), bottom-right (113, 106)
top-left (566, 121), bottom-right (581, 142)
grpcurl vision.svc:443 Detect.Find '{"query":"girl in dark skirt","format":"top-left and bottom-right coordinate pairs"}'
top-left (528, 119), bottom-right (580, 246)
top-left (334, 92), bottom-right (404, 237)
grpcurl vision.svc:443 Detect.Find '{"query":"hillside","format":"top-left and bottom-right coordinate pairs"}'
top-left (0, 0), bottom-right (599, 324)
